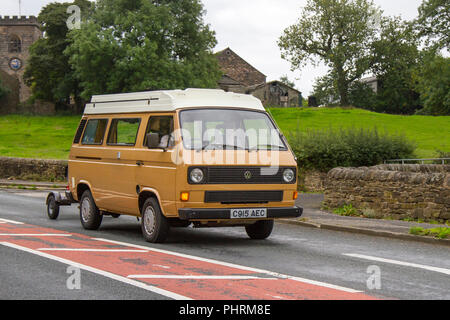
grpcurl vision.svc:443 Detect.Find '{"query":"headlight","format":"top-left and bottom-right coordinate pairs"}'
top-left (283, 169), bottom-right (295, 183)
top-left (190, 168), bottom-right (204, 184)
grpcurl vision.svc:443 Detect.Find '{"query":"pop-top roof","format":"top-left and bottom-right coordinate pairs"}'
top-left (83, 89), bottom-right (265, 115)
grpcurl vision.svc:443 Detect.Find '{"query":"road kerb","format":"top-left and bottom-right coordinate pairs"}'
top-left (278, 219), bottom-right (450, 247)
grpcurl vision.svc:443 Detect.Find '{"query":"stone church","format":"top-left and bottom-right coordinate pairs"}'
top-left (0, 15), bottom-right (42, 113)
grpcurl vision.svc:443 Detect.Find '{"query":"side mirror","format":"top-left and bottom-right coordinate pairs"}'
top-left (146, 133), bottom-right (160, 149)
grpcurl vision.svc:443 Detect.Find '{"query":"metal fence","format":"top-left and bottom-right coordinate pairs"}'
top-left (384, 158), bottom-right (450, 165)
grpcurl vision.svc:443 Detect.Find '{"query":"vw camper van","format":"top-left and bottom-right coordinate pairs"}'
top-left (47, 89), bottom-right (303, 243)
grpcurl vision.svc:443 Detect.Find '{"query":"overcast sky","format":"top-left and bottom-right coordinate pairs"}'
top-left (2, 0), bottom-right (423, 95)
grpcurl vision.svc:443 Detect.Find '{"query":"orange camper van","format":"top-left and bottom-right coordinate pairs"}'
top-left (46, 89), bottom-right (303, 243)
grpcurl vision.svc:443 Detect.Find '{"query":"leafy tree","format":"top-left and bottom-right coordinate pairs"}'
top-left (279, 75), bottom-right (296, 89)
top-left (279, 0), bottom-right (381, 106)
top-left (370, 17), bottom-right (422, 114)
top-left (413, 53), bottom-right (450, 115)
top-left (66, 0), bottom-right (222, 100)
top-left (23, 0), bottom-right (92, 113)
top-left (416, 0), bottom-right (449, 50)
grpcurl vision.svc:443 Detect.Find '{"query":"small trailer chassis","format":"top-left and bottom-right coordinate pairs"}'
top-left (46, 191), bottom-right (77, 220)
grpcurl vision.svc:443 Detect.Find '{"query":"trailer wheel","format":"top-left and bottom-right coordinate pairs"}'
top-left (47, 194), bottom-right (60, 220)
top-left (245, 220), bottom-right (274, 240)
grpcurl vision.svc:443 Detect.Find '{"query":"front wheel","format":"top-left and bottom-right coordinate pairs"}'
top-left (245, 220), bottom-right (274, 240)
top-left (141, 198), bottom-right (170, 243)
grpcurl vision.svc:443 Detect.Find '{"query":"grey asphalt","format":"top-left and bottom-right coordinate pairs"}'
top-left (0, 189), bottom-right (449, 300)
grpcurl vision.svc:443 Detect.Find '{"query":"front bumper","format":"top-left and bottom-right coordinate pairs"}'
top-left (178, 206), bottom-right (303, 221)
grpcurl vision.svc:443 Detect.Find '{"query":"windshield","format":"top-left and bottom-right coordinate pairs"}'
top-left (179, 109), bottom-right (287, 151)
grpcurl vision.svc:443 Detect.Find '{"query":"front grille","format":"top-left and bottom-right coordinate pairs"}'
top-left (189, 167), bottom-right (296, 184)
top-left (204, 191), bottom-right (283, 204)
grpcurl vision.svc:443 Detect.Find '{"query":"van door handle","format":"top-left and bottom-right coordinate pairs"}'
top-left (136, 161), bottom-right (144, 166)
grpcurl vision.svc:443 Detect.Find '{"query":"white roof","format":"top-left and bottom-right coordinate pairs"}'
top-left (83, 88), bottom-right (265, 115)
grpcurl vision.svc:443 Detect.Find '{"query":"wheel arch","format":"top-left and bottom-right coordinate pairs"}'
top-left (138, 187), bottom-right (163, 216)
top-left (76, 180), bottom-right (93, 201)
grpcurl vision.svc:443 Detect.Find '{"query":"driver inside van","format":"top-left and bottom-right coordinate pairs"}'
top-left (148, 117), bottom-right (174, 148)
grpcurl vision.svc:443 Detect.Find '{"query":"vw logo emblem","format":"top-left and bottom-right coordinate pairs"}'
top-left (244, 171), bottom-right (252, 180)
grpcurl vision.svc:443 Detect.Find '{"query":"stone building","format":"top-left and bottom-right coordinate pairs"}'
top-left (0, 15), bottom-right (42, 111)
top-left (361, 76), bottom-right (379, 93)
top-left (216, 47), bottom-right (266, 91)
top-left (216, 47), bottom-right (301, 108)
top-left (248, 81), bottom-right (302, 108)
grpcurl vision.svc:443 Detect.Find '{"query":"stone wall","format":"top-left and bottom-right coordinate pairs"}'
top-left (0, 157), bottom-right (68, 182)
top-left (300, 171), bottom-right (327, 193)
top-left (324, 165), bottom-right (450, 221)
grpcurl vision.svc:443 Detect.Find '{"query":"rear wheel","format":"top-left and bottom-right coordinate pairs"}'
top-left (141, 197), bottom-right (170, 243)
top-left (80, 190), bottom-right (103, 230)
top-left (46, 194), bottom-right (60, 220)
top-left (245, 220), bottom-right (274, 240)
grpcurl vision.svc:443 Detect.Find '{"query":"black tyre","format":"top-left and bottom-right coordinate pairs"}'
top-left (79, 190), bottom-right (103, 230)
top-left (111, 214), bottom-right (121, 219)
top-left (245, 220), bottom-right (274, 240)
top-left (141, 197), bottom-right (170, 243)
top-left (47, 194), bottom-right (60, 220)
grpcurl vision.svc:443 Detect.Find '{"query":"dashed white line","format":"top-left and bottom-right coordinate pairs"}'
top-left (0, 218), bottom-right (24, 225)
top-left (344, 253), bottom-right (450, 276)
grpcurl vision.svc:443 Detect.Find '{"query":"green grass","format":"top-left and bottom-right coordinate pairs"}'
top-left (0, 115), bottom-right (81, 159)
top-left (410, 226), bottom-right (450, 239)
top-left (268, 107), bottom-right (450, 158)
top-left (0, 107), bottom-right (449, 160)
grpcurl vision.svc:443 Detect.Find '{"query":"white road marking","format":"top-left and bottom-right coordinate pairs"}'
top-left (0, 218), bottom-right (24, 225)
top-left (0, 242), bottom-right (190, 300)
top-left (94, 237), bottom-right (363, 293)
top-left (127, 275), bottom-right (277, 280)
top-left (38, 248), bottom-right (149, 253)
top-left (13, 192), bottom-right (48, 199)
top-left (344, 254), bottom-right (450, 276)
top-left (0, 234), bottom-right (72, 237)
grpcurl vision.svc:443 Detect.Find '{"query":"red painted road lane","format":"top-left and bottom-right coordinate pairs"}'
top-left (0, 220), bottom-right (378, 300)
top-left (138, 278), bottom-right (376, 300)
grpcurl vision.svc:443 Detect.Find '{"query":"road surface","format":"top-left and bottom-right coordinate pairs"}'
top-left (0, 189), bottom-right (448, 300)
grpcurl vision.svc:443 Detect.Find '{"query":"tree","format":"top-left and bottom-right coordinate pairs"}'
top-left (66, 0), bottom-right (222, 100)
top-left (23, 0), bottom-right (92, 112)
top-left (279, 75), bottom-right (296, 89)
top-left (413, 53), bottom-right (450, 115)
top-left (416, 0), bottom-right (449, 50)
top-left (279, 0), bottom-right (381, 106)
top-left (369, 17), bottom-right (422, 114)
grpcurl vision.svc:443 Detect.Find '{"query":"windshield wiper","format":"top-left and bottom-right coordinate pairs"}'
top-left (198, 142), bottom-right (244, 151)
top-left (248, 145), bottom-right (286, 151)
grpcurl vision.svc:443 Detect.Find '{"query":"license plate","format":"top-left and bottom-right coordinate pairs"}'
top-left (230, 208), bottom-right (268, 219)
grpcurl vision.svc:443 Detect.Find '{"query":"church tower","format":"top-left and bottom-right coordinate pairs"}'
top-left (0, 15), bottom-right (42, 103)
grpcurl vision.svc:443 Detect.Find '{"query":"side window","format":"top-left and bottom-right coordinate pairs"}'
top-left (73, 119), bottom-right (87, 144)
top-left (145, 116), bottom-right (175, 148)
top-left (107, 118), bottom-right (141, 146)
top-left (81, 119), bottom-right (108, 145)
